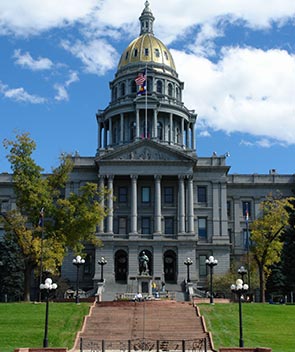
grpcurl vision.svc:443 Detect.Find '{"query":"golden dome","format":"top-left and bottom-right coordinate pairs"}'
top-left (118, 33), bottom-right (176, 71)
top-left (117, 1), bottom-right (176, 73)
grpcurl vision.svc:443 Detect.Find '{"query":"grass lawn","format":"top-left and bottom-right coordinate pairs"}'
top-left (0, 302), bottom-right (90, 352)
top-left (199, 303), bottom-right (295, 352)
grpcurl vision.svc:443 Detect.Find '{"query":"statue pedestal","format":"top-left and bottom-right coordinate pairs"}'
top-left (137, 275), bottom-right (152, 296)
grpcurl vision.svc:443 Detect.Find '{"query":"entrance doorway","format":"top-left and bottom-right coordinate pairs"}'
top-left (164, 250), bottom-right (177, 283)
top-left (115, 250), bottom-right (128, 282)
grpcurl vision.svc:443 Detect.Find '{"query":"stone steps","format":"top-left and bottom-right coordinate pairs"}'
top-left (74, 300), bottom-right (214, 351)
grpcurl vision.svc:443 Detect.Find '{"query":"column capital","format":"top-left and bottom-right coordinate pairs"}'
top-left (154, 174), bottom-right (162, 180)
top-left (130, 174), bottom-right (138, 180)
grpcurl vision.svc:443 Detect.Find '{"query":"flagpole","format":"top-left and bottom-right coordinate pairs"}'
top-left (145, 64), bottom-right (148, 139)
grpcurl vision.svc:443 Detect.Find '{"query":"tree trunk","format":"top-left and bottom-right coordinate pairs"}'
top-left (259, 263), bottom-right (265, 303)
top-left (23, 264), bottom-right (32, 302)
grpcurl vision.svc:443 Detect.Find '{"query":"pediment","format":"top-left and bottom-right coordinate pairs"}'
top-left (97, 140), bottom-right (196, 163)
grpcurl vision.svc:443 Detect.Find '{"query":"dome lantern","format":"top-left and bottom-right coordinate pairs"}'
top-left (139, 0), bottom-right (155, 35)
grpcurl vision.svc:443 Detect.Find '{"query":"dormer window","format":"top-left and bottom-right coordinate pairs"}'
top-left (164, 51), bottom-right (168, 60)
top-left (154, 48), bottom-right (160, 57)
top-left (144, 48), bottom-right (149, 56)
top-left (134, 48), bottom-right (138, 57)
top-left (125, 51), bottom-right (129, 60)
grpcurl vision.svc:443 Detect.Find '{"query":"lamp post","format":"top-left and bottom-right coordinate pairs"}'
top-left (98, 257), bottom-right (107, 282)
top-left (40, 278), bottom-right (57, 348)
top-left (231, 278), bottom-right (249, 347)
top-left (72, 255), bottom-right (85, 304)
top-left (238, 265), bottom-right (248, 282)
top-left (184, 257), bottom-right (193, 282)
top-left (206, 255), bottom-right (218, 304)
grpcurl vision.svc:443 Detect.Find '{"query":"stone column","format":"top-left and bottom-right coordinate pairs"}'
top-left (181, 118), bottom-right (184, 147)
top-left (154, 175), bottom-right (162, 235)
top-left (97, 121), bottom-right (101, 150)
top-left (153, 109), bottom-right (158, 139)
top-left (186, 123), bottom-right (190, 148)
top-left (212, 182), bottom-right (220, 237)
top-left (130, 175), bottom-right (138, 235)
top-left (192, 120), bottom-right (196, 150)
top-left (107, 175), bottom-right (114, 234)
top-left (98, 175), bottom-right (105, 233)
top-left (169, 113), bottom-right (173, 144)
top-left (109, 118), bottom-right (113, 146)
top-left (178, 175), bottom-right (185, 234)
top-left (220, 182), bottom-right (228, 236)
top-left (187, 175), bottom-right (194, 233)
top-left (103, 123), bottom-right (107, 148)
top-left (120, 113), bottom-right (124, 144)
top-left (136, 109), bottom-right (140, 139)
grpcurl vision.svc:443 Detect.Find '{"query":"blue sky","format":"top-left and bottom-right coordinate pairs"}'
top-left (1, 0), bottom-right (295, 174)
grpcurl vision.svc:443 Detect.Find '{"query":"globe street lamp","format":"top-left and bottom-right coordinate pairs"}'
top-left (238, 265), bottom-right (248, 282)
top-left (231, 278), bottom-right (249, 347)
top-left (40, 278), bottom-right (57, 348)
top-left (72, 255), bottom-right (85, 304)
top-left (206, 256), bottom-right (218, 304)
top-left (184, 257), bottom-right (193, 282)
top-left (98, 257), bottom-right (107, 282)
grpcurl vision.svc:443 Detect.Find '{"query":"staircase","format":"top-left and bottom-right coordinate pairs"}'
top-left (72, 300), bottom-right (215, 351)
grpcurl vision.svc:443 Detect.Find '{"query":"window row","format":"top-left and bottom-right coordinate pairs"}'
top-left (116, 216), bottom-right (208, 236)
top-left (112, 79), bottom-right (181, 101)
top-left (118, 186), bottom-right (175, 205)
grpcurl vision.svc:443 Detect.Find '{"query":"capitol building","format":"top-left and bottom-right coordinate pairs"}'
top-left (1, 1), bottom-right (294, 295)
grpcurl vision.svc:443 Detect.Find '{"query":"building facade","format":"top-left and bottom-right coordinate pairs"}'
top-left (1, 1), bottom-right (294, 293)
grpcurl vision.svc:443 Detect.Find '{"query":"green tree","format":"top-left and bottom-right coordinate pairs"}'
top-left (2, 132), bottom-right (107, 301)
top-left (250, 194), bottom-right (294, 302)
top-left (0, 236), bottom-right (24, 301)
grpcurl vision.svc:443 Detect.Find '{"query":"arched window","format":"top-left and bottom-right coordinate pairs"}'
top-left (130, 121), bottom-right (136, 141)
top-left (131, 80), bottom-right (137, 93)
top-left (115, 250), bottom-right (128, 282)
top-left (168, 83), bottom-right (173, 97)
top-left (156, 80), bottom-right (163, 94)
top-left (176, 87), bottom-right (180, 101)
top-left (157, 121), bottom-right (163, 140)
top-left (120, 82), bottom-right (125, 96)
top-left (164, 250), bottom-right (177, 283)
top-left (112, 87), bottom-right (117, 101)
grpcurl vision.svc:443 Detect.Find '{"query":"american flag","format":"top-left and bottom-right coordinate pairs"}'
top-left (245, 204), bottom-right (249, 224)
top-left (135, 71), bottom-right (146, 85)
top-left (38, 207), bottom-right (44, 227)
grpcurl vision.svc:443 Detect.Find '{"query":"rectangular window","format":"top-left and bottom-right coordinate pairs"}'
top-left (141, 187), bottom-right (151, 204)
top-left (164, 217), bottom-right (174, 234)
top-left (197, 186), bottom-right (207, 203)
top-left (198, 217), bottom-right (207, 238)
top-left (164, 187), bottom-right (174, 204)
top-left (154, 48), bottom-right (160, 57)
top-left (119, 217), bottom-right (128, 234)
top-left (242, 201), bottom-right (251, 218)
top-left (144, 48), bottom-right (149, 56)
top-left (199, 255), bottom-right (207, 277)
top-left (141, 217), bottom-right (151, 234)
top-left (227, 200), bottom-right (231, 219)
top-left (118, 186), bottom-right (128, 203)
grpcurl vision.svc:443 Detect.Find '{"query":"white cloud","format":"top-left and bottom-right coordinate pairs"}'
top-left (0, 0), bottom-right (98, 36)
top-left (54, 71), bottom-right (79, 101)
top-left (61, 39), bottom-right (119, 75)
top-left (173, 47), bottom-right (295, 145)
top-left (1, 0), bottom-right (295, 40)
top-left (0, 81), bottom-right (46, 104)
top-left (13, 49), bottom-right (53, 70)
